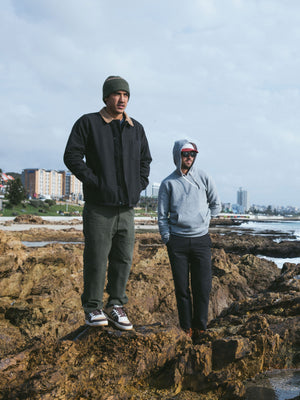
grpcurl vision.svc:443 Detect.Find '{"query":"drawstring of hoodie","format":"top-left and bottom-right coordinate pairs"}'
top-left (182, 173), bottom-right (200, 189)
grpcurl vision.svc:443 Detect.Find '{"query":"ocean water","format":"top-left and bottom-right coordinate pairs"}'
top-left (239, 220), bottom-right (300, 240)
top-left (257, 254), bottom-right (300, 269)
top-left (238, 220), bottom-right (300, 268)
top-left (246, 369), bottom-right (300, 400)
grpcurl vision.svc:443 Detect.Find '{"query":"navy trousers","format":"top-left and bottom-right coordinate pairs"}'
top-left (167, 233), bottom-right (212, 330)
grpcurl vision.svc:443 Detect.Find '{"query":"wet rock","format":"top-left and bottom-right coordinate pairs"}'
top-left (210, 218), bottom-right (243, 226)
top-left (212, 232), bottom-right (300, 258)
top-left (268, 262), bottom-right (300, 293)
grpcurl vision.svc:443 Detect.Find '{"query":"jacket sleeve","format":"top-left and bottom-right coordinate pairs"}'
top-left (157, 182), bottom-right (171, 244)
top-left (63, 117), bottom-right (99, 187)
top-left (206, 176), bottom-right (222, 217)
top-left (139, 128), bottom-right (152, 190)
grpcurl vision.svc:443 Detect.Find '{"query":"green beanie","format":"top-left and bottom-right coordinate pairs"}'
top-left (102, 76), bottom-right (130, 102)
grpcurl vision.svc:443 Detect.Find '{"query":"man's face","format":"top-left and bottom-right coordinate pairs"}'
top-left (105, 90), bottom-right (129, 119)
top-left (181, 151), bottom-right (197, 171)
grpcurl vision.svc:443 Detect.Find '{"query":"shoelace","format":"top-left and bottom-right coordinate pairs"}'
top-left (89, 310), bottom-right (104, 317)
top-left (112, 307), bottom-right (126, 317)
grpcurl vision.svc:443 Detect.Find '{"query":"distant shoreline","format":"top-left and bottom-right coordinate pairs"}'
top-left (1, 215), bottom-right (299, 222)
top-left (214, 214), bottom-right (300, 222)
top-left (0, 215), bottom-right (299, 233)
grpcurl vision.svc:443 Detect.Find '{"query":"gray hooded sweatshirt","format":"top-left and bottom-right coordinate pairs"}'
top-left (158, 139), bottom-right (221, 244)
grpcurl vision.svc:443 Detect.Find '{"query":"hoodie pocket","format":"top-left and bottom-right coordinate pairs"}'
top-left (176, 207), bottom-right (211, 229)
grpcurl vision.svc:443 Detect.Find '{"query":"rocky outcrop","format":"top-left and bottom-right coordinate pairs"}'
top-left (0, 230), bottom-right (299, 399)
top-left (13, 214), bottom-right (46, 224)
top-left (212, 232), bottom-right (300, 257)
top-left (210, 217), bottom-right (243, 226)
top-left (268, 262), bottom-right (300, 293)
top-left (14, 227), bottom-right (83, 242)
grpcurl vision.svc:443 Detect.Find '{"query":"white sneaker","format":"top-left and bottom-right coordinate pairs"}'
top-left (104, 305), bottom-right (133, 330)
top-left (85, 309), bottom-right (108, 326)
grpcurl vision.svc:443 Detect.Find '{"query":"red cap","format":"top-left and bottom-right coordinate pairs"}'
top-left (181, 142), bottom-right (198, 153)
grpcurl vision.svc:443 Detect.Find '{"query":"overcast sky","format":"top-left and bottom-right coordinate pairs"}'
top-left (1, 0), bottom-right (299, 207)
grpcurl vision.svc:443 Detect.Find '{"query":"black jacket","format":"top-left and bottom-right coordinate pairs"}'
top-left (63, 108), bottom-right (152, 207)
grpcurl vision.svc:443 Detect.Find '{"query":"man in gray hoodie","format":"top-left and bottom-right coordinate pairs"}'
top-left (158, 139), bottom-right (221, 339)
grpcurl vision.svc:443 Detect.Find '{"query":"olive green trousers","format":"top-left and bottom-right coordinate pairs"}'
top-left (81, 203), bottom-right (135, 312)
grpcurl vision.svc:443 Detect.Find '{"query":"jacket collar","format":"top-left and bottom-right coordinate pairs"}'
top-left (99, 107), bottom-right (134, 127)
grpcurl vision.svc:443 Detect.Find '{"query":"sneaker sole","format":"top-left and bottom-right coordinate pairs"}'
top-left (85, 319), bottom-right (108, 327)
top-left (106, 316), bottom-right (133, 331)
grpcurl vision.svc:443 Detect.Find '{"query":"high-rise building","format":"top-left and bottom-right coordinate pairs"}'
top-left (237, 187), bottom-right (249, 212)
top-left (63, 171), bottom-right (83, 201)
top-left (22, 169), bottom-right (82, 200)
top-left (151, 182), bottom-right (160, 198)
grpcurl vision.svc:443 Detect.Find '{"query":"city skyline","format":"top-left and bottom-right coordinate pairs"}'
top-left (1, 167), bottom-right (298, 210)
top-left (1, 1), bottom-right (300, 207)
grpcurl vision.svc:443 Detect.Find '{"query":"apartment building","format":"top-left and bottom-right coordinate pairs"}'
top-left (63, 171), bottom-right (83, 201)
top-left (22, 169), bottom-right (83, 200)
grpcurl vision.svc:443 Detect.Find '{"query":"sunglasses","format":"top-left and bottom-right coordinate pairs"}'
top-left (181, 151), bottom-right (197, 158)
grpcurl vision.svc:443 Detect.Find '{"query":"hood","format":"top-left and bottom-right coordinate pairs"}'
top-left (173, 139), bottom-right (198, 174)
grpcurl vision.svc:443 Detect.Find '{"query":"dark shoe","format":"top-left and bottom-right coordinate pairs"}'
top-left (104, 305), bottom-right (133, 330)
top-left (85, 309), bottom-right (108, 326)
top-left (184, 328), bottom-right (193, 338)
top-left (192, 329), bottom-right (205, 343)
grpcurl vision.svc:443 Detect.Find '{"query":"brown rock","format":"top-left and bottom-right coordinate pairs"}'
top-left (0, 229), bottom-right (299, 400)
top-left (212, 337), bottom-right (252, 369)
top-left (268, 262), bottom-right (300, 293)
top-left (14, 214), bottom-right (45, 224)
top-left (212, 232), bottom-right (300, 257)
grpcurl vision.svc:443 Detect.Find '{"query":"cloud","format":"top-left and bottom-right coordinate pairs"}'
top-left (0, 0), bottom-right (300, 206)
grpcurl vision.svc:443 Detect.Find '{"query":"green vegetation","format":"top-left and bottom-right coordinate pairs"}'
top-left (5, 178), bottom-right (26, 206)
top-left (135, 208), bottom-right (157, 218)
top-left (0, 200), bottom-right (83, 217)
top-left (137, 196), bottom-right (158, 214)
top-left (0, 200), bottom-right (157, 218)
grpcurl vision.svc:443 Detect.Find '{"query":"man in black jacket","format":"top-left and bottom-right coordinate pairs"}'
top-left (64, 76), bottom-right (152, 330)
